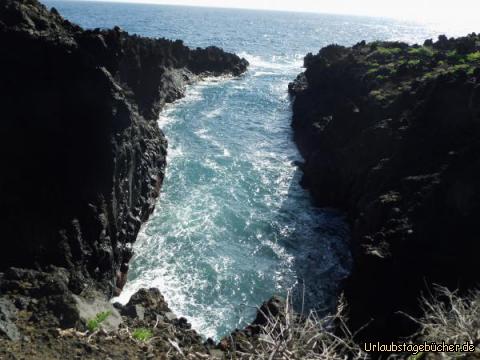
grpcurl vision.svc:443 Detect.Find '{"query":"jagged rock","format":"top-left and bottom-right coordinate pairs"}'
top-left (218, 296), bottom-right (287, 355)
top-left (164, 312), bottom-right (177, 322)
top-left (290, 35), bottom-right (480, 342)
top-left (125, 288), bottom-right (171, 322)
top-left (121, 304), bottom-right (145, 320)
top-left (0, 298), bottom-right (20, 341)
top-left (252, 295), bottom-right (284, 326)
top-left (0, 0), bottom-right (247, 297)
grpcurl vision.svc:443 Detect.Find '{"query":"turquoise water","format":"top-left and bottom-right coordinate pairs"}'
top-left (43, 0), bottom-right (458, 340)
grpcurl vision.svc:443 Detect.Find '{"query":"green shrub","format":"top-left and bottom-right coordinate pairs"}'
top-left (466, 51), bottom-right (480, 62)
top-left (376, 46), bottom-right (402, 56)
top-left (446, 50), bottom-right (457, 57)
top-left (408, 46), bottom-right (435, 58)
top-left (132, 328), bottom-right (153, 342)
top-left (446, 50), bottom-right (463, 63)
top-left (449, 64), bottom-right (473, 74)
top-left (87, 311), bottom-right (112, 332)
top-left (422, 71), bottom-right (439, 81)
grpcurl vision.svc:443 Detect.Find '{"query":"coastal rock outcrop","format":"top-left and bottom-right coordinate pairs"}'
top-left (289, 35), bottom-right (480, 341)
top-left (0, 0), bottom-right (247, 297)
top-left (0, 0), bottom-right (248, 356)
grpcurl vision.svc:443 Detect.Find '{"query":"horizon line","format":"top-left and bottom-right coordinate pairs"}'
top-left (44, 0), bottom-right (405, 21)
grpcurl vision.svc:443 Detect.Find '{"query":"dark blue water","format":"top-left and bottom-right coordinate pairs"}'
top-left (43, 0), bottom-right (453, 340)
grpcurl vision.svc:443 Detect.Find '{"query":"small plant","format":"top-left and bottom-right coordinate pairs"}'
top-left (87, 311), bottom-right (112, 332)
top-left (408, 46), bottom-right (435, 58)
top-left (422, 71), bottom-right (440, 81)
top-left (466, 51), bottom-right (480, 62)
top-left (446, 50), bottom-right (464, 63)
top-left (407, 59), bottom-right (421, 67)
top-left (376, 46), bottom-right (402, 56)
top-left (446, 50), bottom-right (458, 58)
top-left (449, 64), bottom-right (473, 75)
top-left (132, 328), bottom-right (153, 342)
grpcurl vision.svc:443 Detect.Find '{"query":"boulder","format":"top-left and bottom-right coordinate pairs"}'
top-left (0, 298), bottom-right (20, 341)
top-left (73, 294), bottom-right (122, 332)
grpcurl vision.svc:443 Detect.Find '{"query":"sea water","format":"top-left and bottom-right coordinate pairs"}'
top-left (42, 0), bottom-right (467, 340)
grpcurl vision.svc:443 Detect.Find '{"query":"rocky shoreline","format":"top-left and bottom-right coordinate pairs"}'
top-left (2, 0), bottom-right (480, 357)
top-left (0, 0), bottom-right (249, 358)
top-left (289, 34), bottom-right (480, 342)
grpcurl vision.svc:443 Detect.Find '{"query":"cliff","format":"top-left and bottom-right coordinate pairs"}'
top-left (289, 34), bottom-right (480, 342)
top-left (0, 0), bottom-right (247, 294)
top-left (0, 0), bottom-right (248, 357)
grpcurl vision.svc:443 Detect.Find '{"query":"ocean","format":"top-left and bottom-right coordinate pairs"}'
top-left (42, 0), bottom-right (466, 340)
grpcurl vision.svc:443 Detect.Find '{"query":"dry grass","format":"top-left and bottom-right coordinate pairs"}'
top-left (407, 286), bottom-right (480, 355)
top-left (231, 293), bottom-right (368, 360)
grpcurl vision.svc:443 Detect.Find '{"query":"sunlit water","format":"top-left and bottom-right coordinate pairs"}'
top-left (43, 0), bottom-right (472, 340)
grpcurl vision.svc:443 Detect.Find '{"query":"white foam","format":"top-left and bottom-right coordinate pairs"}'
top-left (253, 71), bottom-right (276, 77)
top-left (194, 128), bottom-right (210, 139)
top-left (202, 107), bottom-right (223, 119)
top-left (238, 52), bottom-right (303, 71)
top-left (167, 145), bottom-right (184, 161)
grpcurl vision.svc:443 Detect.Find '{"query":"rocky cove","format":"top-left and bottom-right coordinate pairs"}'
top-left (1, 0), bottom-right (480, 359)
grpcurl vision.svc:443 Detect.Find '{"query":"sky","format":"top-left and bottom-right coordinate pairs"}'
top-left (78, 0), bottom-right (480, 22)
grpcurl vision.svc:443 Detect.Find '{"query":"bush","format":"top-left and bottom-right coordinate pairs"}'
top-left (449, 64), bottom-right (475, 75)
top-left (466, 51), bottom-right (480, 62)
top-left (408, 46), bottom-right (435, 58)
top-left (377, 47), bottom-right (402, 56)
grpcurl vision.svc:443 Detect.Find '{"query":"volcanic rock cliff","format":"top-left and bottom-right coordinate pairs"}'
top-left (0, 0), bottom-right (247, 294)
top-left (0, 0), bottom-right (248, 356)
top-left (289, 35), bottom-right (480, 342)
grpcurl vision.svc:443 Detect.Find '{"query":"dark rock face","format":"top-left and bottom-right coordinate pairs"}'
top-left (0, 0), bottom-right (247, 295)
top-left (290, 35), bottom-right (480, 341)
top-left (251, 295), bottom-right (284, 327)
top-left (121, 288), bottom-right (169, 322)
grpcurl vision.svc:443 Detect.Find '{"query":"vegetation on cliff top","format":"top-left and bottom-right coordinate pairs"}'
top-left (301, 33), bottom-right (480, 104)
